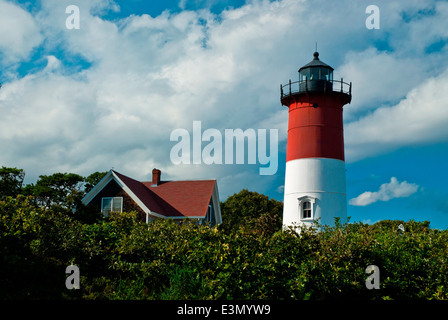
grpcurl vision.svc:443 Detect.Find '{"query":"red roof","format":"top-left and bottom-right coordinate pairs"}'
top-left (113, 170), bottom-right (216, 218)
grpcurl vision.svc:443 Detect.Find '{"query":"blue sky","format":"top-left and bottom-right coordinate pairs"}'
top-left (0, 0), bottom-right (447, 229)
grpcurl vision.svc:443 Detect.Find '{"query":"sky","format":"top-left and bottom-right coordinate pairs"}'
top-left (0, 0), bottom-right (447, 229)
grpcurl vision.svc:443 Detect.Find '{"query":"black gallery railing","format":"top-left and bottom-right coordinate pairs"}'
top-left (281, 79), bottom-right (352, 99)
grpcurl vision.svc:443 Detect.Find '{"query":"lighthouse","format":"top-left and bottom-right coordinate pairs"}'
top-left (280, 51), bottom-right (352, 229)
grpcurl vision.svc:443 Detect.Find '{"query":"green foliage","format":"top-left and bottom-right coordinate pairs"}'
top-left (0, 196), bottom-right (70, 299)
top-left (0, 166), bottom-right (25, 198)
top-left (220, 189), bottom-right (283, 236)
top-left (84, 171), bottom-right (108, 194)
top-left (23, 172), bottom-right (85, 210)
top-left (0, 186), bottom-right (447, 300)
top-left (13, 169), bottom-right (107, 212)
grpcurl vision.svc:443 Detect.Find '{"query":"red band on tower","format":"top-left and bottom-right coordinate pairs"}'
top-left (286, 94), bottom-right (345, 162)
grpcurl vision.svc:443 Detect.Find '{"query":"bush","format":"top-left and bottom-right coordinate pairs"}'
top-left (220, 189), bottom-right (282, 236)
top-left (1, 193), bottom-right (447, 300)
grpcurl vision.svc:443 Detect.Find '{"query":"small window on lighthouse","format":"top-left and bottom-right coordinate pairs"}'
top-left (298, 196), bottom-right (315, 221)
top-left (302, 201), bottom-right (312, 219)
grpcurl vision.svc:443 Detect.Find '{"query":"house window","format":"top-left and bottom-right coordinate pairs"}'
top-left (206, 205), bottom-right (212, 222)
top-left (101, 197), bottom-right (123, 217)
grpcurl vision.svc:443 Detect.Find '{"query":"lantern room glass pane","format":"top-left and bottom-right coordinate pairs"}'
top-left (310, 68), bottom-right (319, 80)
top-left (321, 68), bottom-right (329, 80)
top-left (300, 67), bottom-right (333, 81)
top-left (300, 68), bottom-right (309, 81)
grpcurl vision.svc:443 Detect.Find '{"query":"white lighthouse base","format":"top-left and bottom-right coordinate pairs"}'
top-left (283, 158), bottom-right (347, 230)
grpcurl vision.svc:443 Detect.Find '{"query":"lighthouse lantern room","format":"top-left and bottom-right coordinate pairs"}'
top-left (281, 51), bottom-right (352, 229)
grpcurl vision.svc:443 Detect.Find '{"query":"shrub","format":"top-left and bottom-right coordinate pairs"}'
top-left (1, 194), bottom-right (447, 300)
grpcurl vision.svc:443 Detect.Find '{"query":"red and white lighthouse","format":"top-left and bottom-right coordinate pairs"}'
top-left (281, 51), bottom-right (352, 228)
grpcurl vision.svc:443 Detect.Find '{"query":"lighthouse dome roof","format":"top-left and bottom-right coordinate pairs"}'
top-left (299, 52), bottom-right (334, 72)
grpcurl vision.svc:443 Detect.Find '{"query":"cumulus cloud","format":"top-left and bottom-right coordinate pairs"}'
top-left (345, 68), bottom-right (448, 162)
top-left (340, 1), bottom-right (448, 162)
top-left (0, 0), bottom-right (43, 66)
top-left (349, 177), bottom-right (419, 207)
top-left (0, 0), bottom-right (447, 200)
top-left (339, 48), bottom-right (432, 121)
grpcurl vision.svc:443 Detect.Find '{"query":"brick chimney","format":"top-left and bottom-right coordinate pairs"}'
top-left (152, 168), bottom-right (161, 186)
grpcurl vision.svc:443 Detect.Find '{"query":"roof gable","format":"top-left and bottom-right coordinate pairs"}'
top-left (82, 170), bottom-right (219, 219)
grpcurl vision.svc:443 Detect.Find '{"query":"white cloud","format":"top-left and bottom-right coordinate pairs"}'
top-left (349, 177), bottom-right (419, 207)
top-left (392, 1), bottom-right (448, 55)
top-left (0, 0), bottom-right (43, 65)
top-left (345, 67), bottom-right (448, 162)
top-left (0, 0), bottom-right (447, 200)
top-left (339, 48), bottom-right (432, 121)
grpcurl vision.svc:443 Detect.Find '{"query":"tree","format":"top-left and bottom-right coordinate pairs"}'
top-left (24, 173), bottom-right (84, 210)
top-left (84, 171), bottom-right (107, 194)
top-left (220, 189), bottom-right (283, 235)
top-left (0, 166), bottom-right (25, 198)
